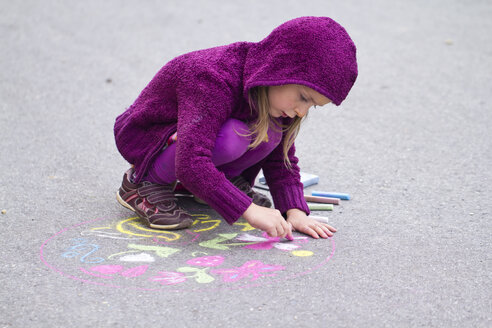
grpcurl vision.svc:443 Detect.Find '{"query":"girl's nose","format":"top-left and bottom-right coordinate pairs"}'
top-left (295, 106), bottom-right (309, 118)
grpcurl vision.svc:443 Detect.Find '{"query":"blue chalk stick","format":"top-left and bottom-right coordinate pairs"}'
top-left (312, 191), bottom-right (350, 200)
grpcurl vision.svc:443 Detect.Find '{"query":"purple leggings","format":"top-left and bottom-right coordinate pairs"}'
top-left (145, 119), bottom-right (283, 184)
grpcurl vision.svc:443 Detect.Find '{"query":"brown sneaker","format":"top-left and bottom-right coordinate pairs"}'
top-left (229, 176), bottom-right (272, 208)
top-left (116, 168), bottom-right (194, 230)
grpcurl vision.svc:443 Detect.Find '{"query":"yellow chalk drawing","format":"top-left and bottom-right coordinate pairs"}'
top-left (81, 223), bottom-right (144, 240)
top-left (233, 222), bottom-right (256, 231)
top-left (291, 250), bottom-right (314, 257)
top-left (192, 219), bottom-right (221, 232)
top-left (116, 217), bottom-right (181, 241)
top-left (190, 213), bottom-right (221, 232)
top-left (190, 213), bottom-right (211, 221)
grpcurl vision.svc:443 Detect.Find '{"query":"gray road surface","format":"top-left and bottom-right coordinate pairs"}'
top-left (1, 0), bottom-right (491, 327)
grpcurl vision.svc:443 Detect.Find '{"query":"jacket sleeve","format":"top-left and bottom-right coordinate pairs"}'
top-left (174, 68), bottom-right (252, 224)
top-left (261, 136), bottom-right (310, 216)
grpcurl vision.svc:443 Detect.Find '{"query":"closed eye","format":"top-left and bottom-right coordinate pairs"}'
top-left (301, 92), bottom-right (320, 109)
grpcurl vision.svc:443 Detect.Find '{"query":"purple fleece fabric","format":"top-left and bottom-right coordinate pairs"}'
top-left (114, 16), bottom-right (358, 224)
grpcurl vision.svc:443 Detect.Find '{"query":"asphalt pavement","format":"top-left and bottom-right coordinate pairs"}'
top-left (1, 0), bottom-right (491, 327)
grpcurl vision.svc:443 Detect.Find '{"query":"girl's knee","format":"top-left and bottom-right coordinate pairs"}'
top-left (214, 119), bottom-right (251, 161)
top-left (224, 118), bottom-right (249, 134)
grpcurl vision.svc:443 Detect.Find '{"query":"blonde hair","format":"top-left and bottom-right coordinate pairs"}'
top-left (246, 86), bottom-right (305, 170)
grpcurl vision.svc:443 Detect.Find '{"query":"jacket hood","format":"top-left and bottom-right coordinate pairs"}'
top-left (243, 16), bottom-right (358, 106)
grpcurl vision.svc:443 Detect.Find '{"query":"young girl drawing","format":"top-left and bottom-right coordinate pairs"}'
top-left (114, 16), bottom-right (358, 240)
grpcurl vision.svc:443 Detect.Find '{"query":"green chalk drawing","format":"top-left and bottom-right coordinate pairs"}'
top-left (128, 244), bottom-right (180, 258)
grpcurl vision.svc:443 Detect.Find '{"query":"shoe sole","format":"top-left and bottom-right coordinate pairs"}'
top-left (116, 190), bottom-right (136, 212)
top-left (116, 191), bottom-right (190, 230)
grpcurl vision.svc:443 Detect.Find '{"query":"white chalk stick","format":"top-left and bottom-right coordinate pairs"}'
top-left (309, 215), bottom-right (330, 224)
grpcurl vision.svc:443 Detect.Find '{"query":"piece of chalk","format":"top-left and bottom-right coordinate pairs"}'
top-left (312, 191), bottom-right (350, 200)
top-left (309, 216), bottom-right (330, 224)
top-left (285, 234), bottom-right (294, 241)
top-left (308, 203), bottom-right (334, 211)
top-left (304, 195), bottom-right (339, 205)
top-left (256, 171), bottom-right (319, 190)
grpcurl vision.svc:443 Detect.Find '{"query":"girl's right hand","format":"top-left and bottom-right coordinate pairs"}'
top-left (242, 203), bottom-right (293, 239)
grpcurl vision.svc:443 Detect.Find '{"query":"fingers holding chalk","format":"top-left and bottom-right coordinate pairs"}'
top-left (285, 222), bottom-right (294, 241)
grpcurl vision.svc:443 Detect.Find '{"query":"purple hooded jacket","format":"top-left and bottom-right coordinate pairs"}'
top-left (114, 16), bottom-right (358, 224)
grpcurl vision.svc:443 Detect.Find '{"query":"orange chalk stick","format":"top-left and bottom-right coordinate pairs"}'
top-left (304, 195), bottom-right (340, 205)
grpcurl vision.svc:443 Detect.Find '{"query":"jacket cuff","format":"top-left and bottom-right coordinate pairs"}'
top-left (269, 184), bottom-right (310, 216)
top-left (204, 183), bottom-right (253, 225)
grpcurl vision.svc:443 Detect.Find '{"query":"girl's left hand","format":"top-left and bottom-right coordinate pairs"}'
top-left (286, 208), bottom-right (337, 239)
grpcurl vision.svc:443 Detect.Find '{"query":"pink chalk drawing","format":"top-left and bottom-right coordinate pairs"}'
top-left (148, 267), bottom-right (215, 286)
top-left (149, 272), bottom-right (187, 285)
top-left (148, 256), bottom-right (222, 285)
top-left (121, 265), bottom-right (149, 278)
top-left (237, 232), bottom-right (308, 251)
top-left (91, 265), bottom-right (123, 275)
top-left (186, 255), bottom-right (224, 267)
top-left (39, 216), bottom-right (336, 292)
top-left (80, 264), bottom-right (149, 279)
top-left (210, 260), bottom-right (285, 282)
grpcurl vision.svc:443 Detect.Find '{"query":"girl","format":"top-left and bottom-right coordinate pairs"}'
top-left (115, 16), bottom-right (358, 239)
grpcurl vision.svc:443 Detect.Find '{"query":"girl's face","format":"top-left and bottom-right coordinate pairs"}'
top-left (267, 84), bottom-right (332, 118)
